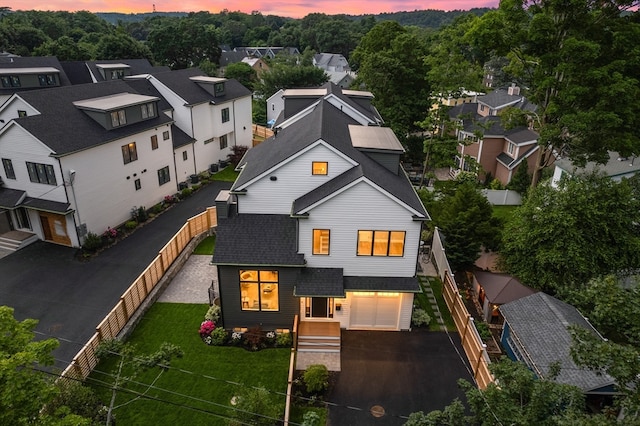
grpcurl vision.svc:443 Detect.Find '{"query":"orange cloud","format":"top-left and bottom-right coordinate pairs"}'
top-left (10, 0), bottom-right (498, 18)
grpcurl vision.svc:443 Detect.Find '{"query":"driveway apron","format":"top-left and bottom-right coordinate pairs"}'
top-left (327, 330), bottom-right (473, 425)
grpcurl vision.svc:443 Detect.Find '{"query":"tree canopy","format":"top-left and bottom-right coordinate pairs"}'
top-left (500, 172), bottom-right (640, 293)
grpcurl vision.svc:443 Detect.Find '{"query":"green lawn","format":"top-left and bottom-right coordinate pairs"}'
top-left (193, 235), bottom-right (216, 255)
top-left (87, 303), bottom-right (290, 425)
top-left (211, 166), bottom-right (239, 182)
top-left (492, 205), bottom-right (519, 224)
top-left (418, 275), bottom-right (457, 331)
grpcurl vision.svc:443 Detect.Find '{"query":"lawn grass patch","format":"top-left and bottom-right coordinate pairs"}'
top-left (211, 166), bottom-right (239, 182)
top-left (88, 303), bottom-right (290, 425)
top-left (421, 275), bottom-right (457, 331)
top-left (193, 235), bottom-right (215, 255)
top-left (492, 205), bottom-right (518, 224)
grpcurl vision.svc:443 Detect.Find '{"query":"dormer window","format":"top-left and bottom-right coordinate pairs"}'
top-left (312, 161), bottom-right (328, 175)
top-left (1, 76), bottom-right (20, 88)
top-left (141, 102), bottom-right (155, 119)
top-left (111, 69), bottom-right (125, 80)
top-left (507, 142), bottom-right (516, 155)
top-left (111, 110), bottom-right (127, 127)
top-left (38, 74), bottom-right (56, 86)
top-left (214, 82), bottom-right (225, 94)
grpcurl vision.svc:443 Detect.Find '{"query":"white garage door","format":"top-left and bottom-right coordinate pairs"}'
top-left (350, 292), bottom-right (400, 329)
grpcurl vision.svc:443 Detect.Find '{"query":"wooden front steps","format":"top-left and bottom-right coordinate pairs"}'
top-left (297, 321), bottom-right (341, 353)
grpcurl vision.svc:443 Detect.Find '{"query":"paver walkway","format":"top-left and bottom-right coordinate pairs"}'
top-left (157, 255), bottom-right (217, 303)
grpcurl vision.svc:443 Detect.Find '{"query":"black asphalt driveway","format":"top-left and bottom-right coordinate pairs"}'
top-left (0, 181), bottom-right (231, 370)
top-left (327, 330), bottom-right (474, 425)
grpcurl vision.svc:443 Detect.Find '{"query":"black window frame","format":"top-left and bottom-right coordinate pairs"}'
top-left (26, 162), bottom-right (57, 185)
top-left (219, 134), bottom-right (228, 149)
top-left (157, 166), bottom-right (170, 186)
top-left (151, 135), bottom-right (158, 150)
top-left (221, 107), bottom-right (230, 123)
top-left (2, 158), bottom-right (16, 179)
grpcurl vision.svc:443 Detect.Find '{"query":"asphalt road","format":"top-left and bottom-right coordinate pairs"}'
top-left (0, 181), bottom-right (231, 370)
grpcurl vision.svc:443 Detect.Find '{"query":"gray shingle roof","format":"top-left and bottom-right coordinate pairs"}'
top-left (500, 293), bottom-right (616, 393)
top-left (294, 268), bottom-right (345, 297)
top-left (343, 276), bottom-right (421, 292)
top-left (0, 188), bottom-right (26, 209)
top-left (555, 151), bottom-right (640, 179)
top-left (149, 68), bottom-right (251, 106)
top-left (505, 127), bottom-right (538, 145)
top-left (15, 81), bottom-right (174, 156)
top-left (22, 197), bottom-right (70, 213)
top-left (171, 124), bottom-right (194, 149)
top-left (478, 88), bottom-right (523, 109)
top-left (211, 214), bottom-right (305, 266)
top-left (0, 56), bottom-right (72, 96)
top-left (235, 99), bottom-right (428, 218)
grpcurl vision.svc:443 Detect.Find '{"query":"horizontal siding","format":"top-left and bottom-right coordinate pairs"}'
top-left (0, 125), bottom-right (67, 203)
top-left (299, 180), bottom-right (422, 276)
top-left (59, 124), bottom-right (176, 237)
top-left (399, 293), bottom-right (413, 330)
top-left (174, 145), bottom-right (195, 185)
top-left (239, 142), bottom-right (354, 214)
top-left (219, 266), bottom-right (299, 330)
top-left (0, 97), bottom-right (39, 124)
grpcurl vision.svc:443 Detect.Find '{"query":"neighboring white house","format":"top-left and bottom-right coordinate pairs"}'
top-left (212, 83), bottom-right (429, 333)
top-left (313, 53), bottom-right (351, 72)
top-left (0, 81), bottom-right (176, 248)
top-left (551, 151), bottom-right (640, 188)
top-left (127, 68), bottom-right (253, 183)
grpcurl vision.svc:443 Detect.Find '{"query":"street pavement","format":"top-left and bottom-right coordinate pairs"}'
top-left (0, 181), bottom-right (231, 370)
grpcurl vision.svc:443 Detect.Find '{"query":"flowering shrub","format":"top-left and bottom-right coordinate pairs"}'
top-left (204, 305), bottom-right (221, 323)
top-left (210, 327), bottom-right (228, 345)
top-left (103, 227), bottom-right (117, 240)
top-left (199, 320), bottom-right (215, 338)
top-left (203, 335), bottom-right (212, 345)
top-left (231, 332), bottom-right (243, 342)
top-left (164, 195), bottom-right (177, 204)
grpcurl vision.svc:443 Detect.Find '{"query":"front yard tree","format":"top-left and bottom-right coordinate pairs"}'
top-left (0, 306), bottom-right (58, 424)
top-left (500, 172), bottom-right (640, 294)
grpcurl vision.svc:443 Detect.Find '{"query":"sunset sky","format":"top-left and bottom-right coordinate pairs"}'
top-left (9, 1), bottom-right (499, 19)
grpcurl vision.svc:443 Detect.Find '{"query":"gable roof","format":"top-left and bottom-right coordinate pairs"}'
top-left (219, 51), bottom-right (247, 67)
top-left (13, 81), bottom-right (173, 156)
top-left (148, 68), bottom-right (251, 106)
top-left (477, 87), bottom-right (524, 109)
top-left (473, 271), bottom-right (536, 304)
top-left (234, 99), bottom-right (428, 218)
top-left (500, 293), bottom-right (616, 393)
top-left (211, 214), bottom-right (305, 266)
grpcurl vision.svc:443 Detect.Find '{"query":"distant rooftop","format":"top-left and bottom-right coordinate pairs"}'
top-left (349, 125), bottom-right (404, 152)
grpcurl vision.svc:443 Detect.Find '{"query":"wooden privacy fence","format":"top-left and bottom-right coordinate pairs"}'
top-left (252, 124), bottom-right (274, 146)
top-left (61, 207), bottom-right (217, 381)
top-left (442, 272), bottom-right (494, 389)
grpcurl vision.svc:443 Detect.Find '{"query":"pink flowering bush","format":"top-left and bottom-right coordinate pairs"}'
top-left (199, 320), bottom-right (215, 338)
top-left (103, 227), bottom-right (117, 240)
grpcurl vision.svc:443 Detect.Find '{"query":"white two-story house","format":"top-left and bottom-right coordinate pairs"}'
top-left (0, 80), bottom-right (176, 247)
top-left (127, 68), bottom-right (253, 184)
top-left (212, 84), bottom-right (429, 332)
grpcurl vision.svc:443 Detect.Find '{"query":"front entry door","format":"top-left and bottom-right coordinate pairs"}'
top-left (39, 212), bottom-right (71, 246)
top-left (311, 298), bottom-right (328, 318)
top-left (305, 297), bottom-right (334, 319)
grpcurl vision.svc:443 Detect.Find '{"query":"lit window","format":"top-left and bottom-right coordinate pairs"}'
top-left (121, 142), bottom-right (137, 164)
top-left (240, 270), bottom-right (279, 311)
top-left (151, 135), bottom-right (158, 150)
top-left (357, 230), bottom-right (405, 257)
top-left (313, 229), bottom-right (330, 255)
top-left (312, 162), bottom-right (328, 175)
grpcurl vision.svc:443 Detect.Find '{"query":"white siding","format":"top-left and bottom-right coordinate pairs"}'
top-left (0, 96), bottom-right (40, 126)
top-left (231, 96), bottom-right (253, 148)
top-left (174, 145), bottom-right (195, 185)
top-left (267, 89), bottom-right (284, 124)
top-left (59, 123), bottom-right (175, 237)
top-left (0, 125), bottom-right (67, 202)
top-left (238, 142), bottom-right (354, 214)
top-left (298, 181), bottom-right (422, 277)
top-left (398, 293), bottom-right (413, 330)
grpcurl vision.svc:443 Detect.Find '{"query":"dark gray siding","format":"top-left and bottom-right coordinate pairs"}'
top-left (218, 265), bottom-right (300, 330)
